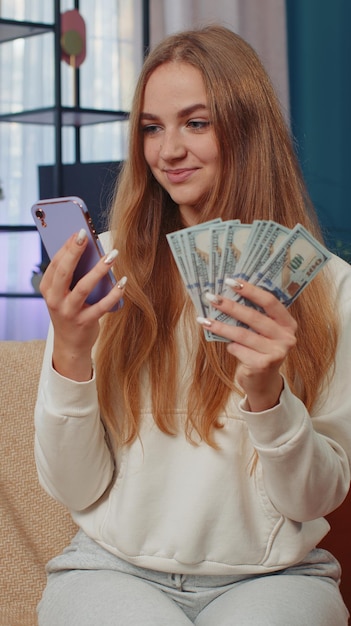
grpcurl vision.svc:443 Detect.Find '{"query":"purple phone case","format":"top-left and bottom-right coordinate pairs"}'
top-left (31, 196), bottom-right (117, 306)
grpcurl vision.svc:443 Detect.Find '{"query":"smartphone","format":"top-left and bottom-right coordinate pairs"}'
top-left (31, 196), bottom-right (118, 306)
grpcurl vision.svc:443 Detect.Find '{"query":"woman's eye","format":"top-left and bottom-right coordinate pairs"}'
top-left (141, 124), bottom-right (161, 135)
top-left (187, 120), bottom-right (211, 130)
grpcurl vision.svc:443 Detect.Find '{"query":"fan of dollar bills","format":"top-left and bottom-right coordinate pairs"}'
top-left (166, 219), bottom-right (331, 342)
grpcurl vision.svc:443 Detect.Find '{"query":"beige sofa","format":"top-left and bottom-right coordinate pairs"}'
top-left (1, 339), bottom-right (350, 625)
top-left (0, 340), bottom-right (76, 626)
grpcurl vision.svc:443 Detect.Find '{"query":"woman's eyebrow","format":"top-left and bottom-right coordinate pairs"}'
top-left (140, 112), bottom-right (158, 121)
top-left (140, 103), bottom-right (209, 121)
top-left (177, 103), bottom-right (208, 118)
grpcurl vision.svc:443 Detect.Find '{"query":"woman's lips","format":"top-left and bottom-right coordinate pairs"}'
top-left (164, 168), bottom-right (197, 183)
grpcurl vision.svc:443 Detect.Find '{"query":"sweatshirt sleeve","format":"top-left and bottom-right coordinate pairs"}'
top-left (239, 257), bottom-right (351, 523)
top-left (34, 325), bottom-right (115, 511)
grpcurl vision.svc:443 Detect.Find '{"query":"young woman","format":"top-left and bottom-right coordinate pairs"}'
top-left (35, 25), bottom-right (351, 625)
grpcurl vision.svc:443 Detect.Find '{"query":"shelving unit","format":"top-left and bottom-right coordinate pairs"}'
top-left (0, 17), bottom-right (53, 42)
top-left (0, 1), bottom-right (149, 301)
top-left (1, 0), bottom-right (131, 192)
top-left (0, 106), bottom-right (128, 126)
top-left (0, 14), bottom-right (59, 288)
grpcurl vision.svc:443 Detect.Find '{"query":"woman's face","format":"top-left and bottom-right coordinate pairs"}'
top-left (141, 62), bottom-right (219, 226)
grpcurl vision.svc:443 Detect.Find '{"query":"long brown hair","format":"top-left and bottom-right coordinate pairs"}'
top-left (95, 25), bottom-right (338, 446)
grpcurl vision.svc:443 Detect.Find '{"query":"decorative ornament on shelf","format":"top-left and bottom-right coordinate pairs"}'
top-left (61, 9), bottom-right (87, 105)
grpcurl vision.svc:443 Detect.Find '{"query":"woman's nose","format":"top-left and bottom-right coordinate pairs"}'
top-left (159, 130), bottom-right (187, 161)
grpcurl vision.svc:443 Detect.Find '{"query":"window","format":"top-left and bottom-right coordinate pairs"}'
top-left (0, 0), bottom-right (145, 339)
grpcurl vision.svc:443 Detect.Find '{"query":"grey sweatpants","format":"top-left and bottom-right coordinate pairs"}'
top-left (38, 531), bottom-right (349, 625)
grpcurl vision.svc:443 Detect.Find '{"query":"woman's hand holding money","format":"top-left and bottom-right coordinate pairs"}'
top-left (198, 279), bottom-right (297, 412)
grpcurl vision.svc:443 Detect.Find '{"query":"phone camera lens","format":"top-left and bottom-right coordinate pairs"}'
top-left (35, 208), bottom-right (45, 219)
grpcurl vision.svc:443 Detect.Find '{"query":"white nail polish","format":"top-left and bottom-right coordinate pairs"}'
top-left (104, 249), bottom-right (119, 264)
top-left (117, 276), bottom-right (127, 289)
top-left (205, 292), bottom-right (223, 305)
top-left (196, 316), bottom-right (213, 328)
top-left (224, 278), bottom-right (244, 289)
top-left (76, 228), bottom-right (87, 245)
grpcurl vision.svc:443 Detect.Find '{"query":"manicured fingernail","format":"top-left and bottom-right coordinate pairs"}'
top-left (76, 228), bottom-right (87, 245)
top-left (104, 249), bottom-right (119, 264)
top-left (117, 276), bottom-right (127, 289)
top-left (224, 278), bottom-right (244, 289)
top-left (205, 292), bottom-right (223, 305)
top-left (196, 316), bottom-right (213, 328)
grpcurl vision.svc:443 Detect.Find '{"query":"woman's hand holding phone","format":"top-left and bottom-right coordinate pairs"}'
top-left (40, 229), bottom-right (126, 382)
top-left (31, 196), bottom-right (126, 381)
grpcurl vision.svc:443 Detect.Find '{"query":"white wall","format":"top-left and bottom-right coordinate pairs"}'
top-left (149, 0), bottom-right (289, 116)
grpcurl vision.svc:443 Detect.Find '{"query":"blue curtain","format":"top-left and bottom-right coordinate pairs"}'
top-left (286, 0), bottom-right (351, 262)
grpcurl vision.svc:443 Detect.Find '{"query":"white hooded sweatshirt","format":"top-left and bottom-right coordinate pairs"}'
top-left (34, 252), bottom-right (351, 576)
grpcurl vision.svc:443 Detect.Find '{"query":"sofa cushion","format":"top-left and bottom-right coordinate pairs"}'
top-left (0, 340), bottom-right (77, 626)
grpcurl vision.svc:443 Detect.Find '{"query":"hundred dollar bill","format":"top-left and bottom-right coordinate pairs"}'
top-left (250, 223), bottom-right (290, 283)
top-left (166, 230), bottom-right (205, 320)
top-left (167, 221), bottom-right (223, 340)
top-left (254, 223), bottom-right (331, 307)
top-left (183, 220), bottom-right (230, 341)
top-left (208, 222), bottom-right (230, 294)
top-left (219, 222), bottom-right (251, 294)
top-left (239, 221), bottom-right (287, 280)
top-left (214, 223), bottom-right (331, 328)
top-left (166, 231), bottom-right (193, 289)
top-left (167, 220), bottom-right (231, 342)
top-left (234, 220), bottom-right (269, 281)
top-left (185, 220), bottom-right (221, 299)
top-left (221, 221), bottom-right (290, 300)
